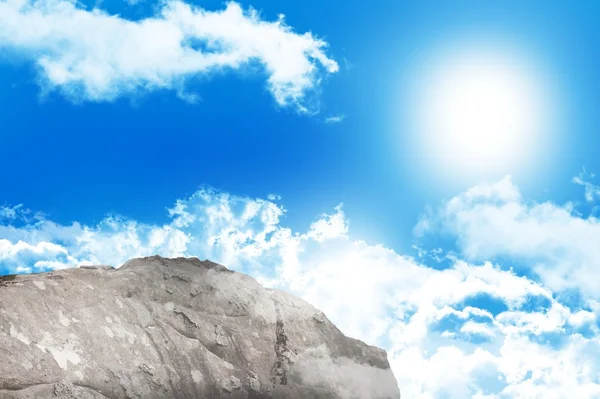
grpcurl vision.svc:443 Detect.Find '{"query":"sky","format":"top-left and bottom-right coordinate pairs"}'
top-left (2, 0), bottom-right (600, 397)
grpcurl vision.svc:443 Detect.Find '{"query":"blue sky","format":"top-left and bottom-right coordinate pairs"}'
top-left (2, 0), bottom-right (600, 397)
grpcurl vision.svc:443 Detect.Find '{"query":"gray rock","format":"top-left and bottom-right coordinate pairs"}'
top-left (0, 255), bottom-right (401, 399)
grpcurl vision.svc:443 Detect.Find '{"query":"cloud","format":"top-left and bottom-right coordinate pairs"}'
top-left (2, 180), bottom-right (600, 397)
top-left (292, 346), bottom-right (400, 399)
top-left (0, 0), bottom-right (338, 112)
top-left (416, 175), bottom-right (600, 298)
top-left (325, 114), bottom-right (346, 124)
top-left (573, 168), bottom-right (600, 203)
top-left (0, 204), bottom-right (23, 220)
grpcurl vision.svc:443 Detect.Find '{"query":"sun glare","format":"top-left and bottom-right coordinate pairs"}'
top-left (406, 45), bottom-right (554, 184)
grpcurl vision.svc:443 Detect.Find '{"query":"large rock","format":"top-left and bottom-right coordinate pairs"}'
top-left (0, 256), bottom-right (400, 399)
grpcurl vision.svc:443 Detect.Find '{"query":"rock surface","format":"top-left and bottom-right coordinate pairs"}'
top-left (0, 256), bottom-right (400, 399)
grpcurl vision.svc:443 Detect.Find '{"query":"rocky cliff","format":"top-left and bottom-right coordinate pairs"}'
top-left (0, 256), bottom-right (400, 399)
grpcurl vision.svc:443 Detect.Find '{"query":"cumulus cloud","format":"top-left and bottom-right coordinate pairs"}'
top-left (2, 177), bottom-right (600, 397)
top-left (416, 175), bottom-right (600, 298)
top-left (0, 0), bottom-right (338, 111)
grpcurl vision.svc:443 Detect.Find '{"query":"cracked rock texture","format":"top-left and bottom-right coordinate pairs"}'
top-left (0, 256), bottom-right (400, 399)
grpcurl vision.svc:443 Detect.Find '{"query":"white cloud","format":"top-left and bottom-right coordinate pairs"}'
top-left (573, 168), bottom-right (600, 203)
top-left (417, 175), bottom-right (600, 298)
top-left (0, 204), bottom-right (24, 219)
top-left (325, 114), bottom-right (346, 124)
top-left (0, 0), bottom-right (338, 111)
top-left (460, 321), bottom-right (496, 338)
top-left (0, 239), bottom-right (68, 258)
top-left (305, 204), bottom-right (349, 242)
top-left (2, 180), bottom-right (600, 397)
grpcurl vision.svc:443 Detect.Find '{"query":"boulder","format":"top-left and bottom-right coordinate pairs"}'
top-left (0, 256), bottom-right (400, 398)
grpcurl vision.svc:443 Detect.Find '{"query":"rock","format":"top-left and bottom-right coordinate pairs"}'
top-left (190, 280), bottom-right (202, 297)
top-left (79, 266), bottom-right (115, 271)
top-left (312, 312), bottom-right (326, 324)
top-left (215, 324), bottom-right (229, 347)
top-left (0, 255), bottom-right (400, 398)
top-left (222, 375), bottom-right (242, 392)
top-left (248, 371), bottom-right (261, 392)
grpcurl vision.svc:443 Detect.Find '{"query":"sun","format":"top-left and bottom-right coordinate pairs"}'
top-left (407, 45), bottom-right (551, 184)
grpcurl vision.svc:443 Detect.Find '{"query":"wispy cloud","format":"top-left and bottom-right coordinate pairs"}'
top-left (325, 114), bottom-right (346, 124)
top-left (0, 0), bottom-right (338, 112)
top-left (573, 168), bottom-right (600, 202)
top-left (0, 204), bottom-right (23, 220)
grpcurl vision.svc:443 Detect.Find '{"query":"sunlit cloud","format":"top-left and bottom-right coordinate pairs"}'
top-left (0, 0), bottom-right (338, 112)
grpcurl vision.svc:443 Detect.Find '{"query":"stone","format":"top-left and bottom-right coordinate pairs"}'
top-left (0, 255), bottom-right (400, 399)
top-left (215, 324), bottom-right (229, 347)
top-left (190, 280), bottom-right (202, 297)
